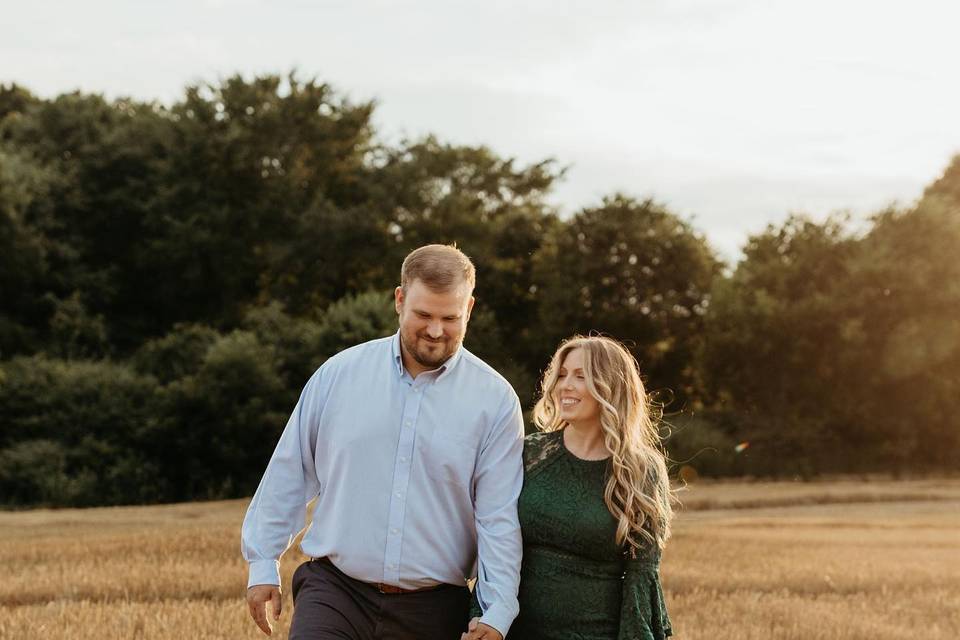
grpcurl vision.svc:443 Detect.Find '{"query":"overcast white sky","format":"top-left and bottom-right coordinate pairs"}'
top-left (4, 0), bottom-right (959, 260)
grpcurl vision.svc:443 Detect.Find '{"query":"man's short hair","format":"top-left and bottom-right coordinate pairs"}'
top-left (401, 244), bottom-right (476, 293)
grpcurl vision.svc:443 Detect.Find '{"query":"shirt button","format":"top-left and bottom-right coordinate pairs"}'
top-left (390, 564), bottom-right (398, 570)
top-left (405, 421), bottom-right (411, 427)
top-left (399, 456), bottom-right (407, 463)
top-left (395, 491), bottom-right (403, 498)
top-left (391, 528), bottom-right (399, 534)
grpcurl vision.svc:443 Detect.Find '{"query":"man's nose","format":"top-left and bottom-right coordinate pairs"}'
top-left (427, 322), bottom-right (443, 338)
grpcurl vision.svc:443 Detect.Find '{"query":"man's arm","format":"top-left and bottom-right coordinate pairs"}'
top-left (470, 389), bottom-right (524, 639)
top-left (240, 367), bottom-right (327, 633)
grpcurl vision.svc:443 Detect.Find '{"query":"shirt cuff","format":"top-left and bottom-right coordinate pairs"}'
top-left (247, 559), bottom-right (281, 589)
top-left (479, 602), bottom-right (517, 639)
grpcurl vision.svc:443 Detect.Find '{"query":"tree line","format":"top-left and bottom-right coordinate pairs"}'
top-left (1, 73), bottom-right (958, 507)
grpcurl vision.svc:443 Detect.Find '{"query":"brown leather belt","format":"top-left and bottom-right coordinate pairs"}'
top-left (373, 582), bottom-right (444, 595)
top-left (311, 557), bottom-right (445, 595)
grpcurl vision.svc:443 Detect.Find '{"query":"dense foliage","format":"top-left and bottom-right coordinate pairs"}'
top-left (1, 75), bottom-right (958, 506)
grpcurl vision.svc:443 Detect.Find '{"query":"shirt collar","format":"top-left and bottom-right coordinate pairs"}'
top-left (391, 332), bottom-right (405, 377)
top-left (391, 331), bottom-right (465, 380)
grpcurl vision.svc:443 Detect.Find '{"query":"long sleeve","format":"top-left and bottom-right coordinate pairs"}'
top-left (471, 389), bottom-right (524, 637)
top-left (617, 548), bottom-right (672, 640)
top-left (240, 367), bottom-right (326, 588)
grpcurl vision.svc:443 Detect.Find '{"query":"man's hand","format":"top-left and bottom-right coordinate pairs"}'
top-left (461, 617), bottom-right (503, 640)
top-left (246, 584), bottom-right (282, 635)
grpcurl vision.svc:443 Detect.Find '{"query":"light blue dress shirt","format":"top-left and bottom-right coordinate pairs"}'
top-left (241, 332), bottom-right (524, 635)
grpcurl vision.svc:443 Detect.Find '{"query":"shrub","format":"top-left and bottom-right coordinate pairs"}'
top-left (131, 323), bottom-right (221, 383)
top-left (0, 356), bottom-right (158, 505)
top-left (152, 330), bottom-right (286, 500)
top-left (662, 413), bottom-right (739, 478)
top-left (316, 290), bottom-right (396, 356)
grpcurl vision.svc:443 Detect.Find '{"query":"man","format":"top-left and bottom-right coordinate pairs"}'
top-left (242, 244), bottom-right (523, 640)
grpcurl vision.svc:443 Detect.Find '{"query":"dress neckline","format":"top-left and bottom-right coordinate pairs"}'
top-left (560, 428), bottom-right (611, 464)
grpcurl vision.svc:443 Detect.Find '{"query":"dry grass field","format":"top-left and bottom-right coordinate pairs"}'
top-left (2, 478), bottom-right (958, 639)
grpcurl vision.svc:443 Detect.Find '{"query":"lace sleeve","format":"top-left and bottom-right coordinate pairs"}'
top-left (522, 430), bottom-right (565, 479)
top-left (618, 546), bottom-right (672, 639)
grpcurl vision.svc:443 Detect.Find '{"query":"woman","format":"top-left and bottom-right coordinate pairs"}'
top-left (472, 335), bottom-right (674, 640)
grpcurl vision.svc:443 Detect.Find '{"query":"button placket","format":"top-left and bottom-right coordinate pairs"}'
top-left (382, 382), bottom-right (423, 585)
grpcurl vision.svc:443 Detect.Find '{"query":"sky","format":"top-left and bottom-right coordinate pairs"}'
top-left (4, 0), bottom-right (959, 261)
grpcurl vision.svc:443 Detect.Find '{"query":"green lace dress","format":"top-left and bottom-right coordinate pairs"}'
top-left (478, 429), bottom-right (672, 640)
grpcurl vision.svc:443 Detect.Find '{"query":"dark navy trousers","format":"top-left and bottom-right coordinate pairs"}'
top-left (289, 558), bottom-right (471, 640)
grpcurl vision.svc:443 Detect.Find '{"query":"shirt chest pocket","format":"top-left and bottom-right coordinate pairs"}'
top-left (421, 431), bottom-right (478, 488)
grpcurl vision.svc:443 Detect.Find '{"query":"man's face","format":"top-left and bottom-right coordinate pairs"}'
top-left (395, 279), bottom-right (475, 372)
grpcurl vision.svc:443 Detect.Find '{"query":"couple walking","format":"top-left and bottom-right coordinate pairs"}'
top-left (241, 244), bottom-right (673, 640)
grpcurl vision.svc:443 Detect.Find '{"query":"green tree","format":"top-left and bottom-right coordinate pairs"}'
top-left (0, 146), bottom-right (54, 355)
top-left (837, 197), bottom-right (960, 470)
top-left (532, 195), bottom-right (721, 407)
top-left (923, 153), bottom-right (960, 207)
top-left (1, 74), bottom-right (383, 349)
top-left (1, 91), bottom-right (178, 348)
top-left (160, 73), bottom-right (379, 326)
top-left (0, 83), bottom-right (39, 121)
top-left (134, 73), bottom-right (381, 342)
top-left (700, 215), bottom-right (857, 473)
top-left (374, 136), bottom-right (561, 343)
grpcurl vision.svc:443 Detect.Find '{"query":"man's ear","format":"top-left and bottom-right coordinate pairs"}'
top-left (465, 295), bottom-right (475, 322)
top-left (394, 286), bottom-right (404, 314)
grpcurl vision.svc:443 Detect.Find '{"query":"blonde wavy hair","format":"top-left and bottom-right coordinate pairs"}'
top-left (533, 335), bottom-right (674, 552)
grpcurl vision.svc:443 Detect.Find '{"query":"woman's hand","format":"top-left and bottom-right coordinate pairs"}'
top-left (461, 616), bottom-right (503, 640)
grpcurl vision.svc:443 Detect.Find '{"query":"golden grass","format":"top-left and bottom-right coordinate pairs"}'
top-left (2, 479), bottom-right (958, 639)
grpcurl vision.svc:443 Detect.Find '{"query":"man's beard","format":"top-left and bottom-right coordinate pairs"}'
top-left (401, 331), bottom-right (461, 369)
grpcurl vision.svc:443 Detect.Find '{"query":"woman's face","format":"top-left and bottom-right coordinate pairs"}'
top-left (555, 347), bottom-right (602, 429)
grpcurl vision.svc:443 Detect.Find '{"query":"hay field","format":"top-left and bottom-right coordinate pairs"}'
top-left (2, 478), bottom-right (958, 639)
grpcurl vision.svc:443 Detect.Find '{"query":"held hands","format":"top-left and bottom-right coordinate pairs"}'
top-left (246, 584), bottom-right (283, 635)
top-left (461, 617), bottom-right (503, 640)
